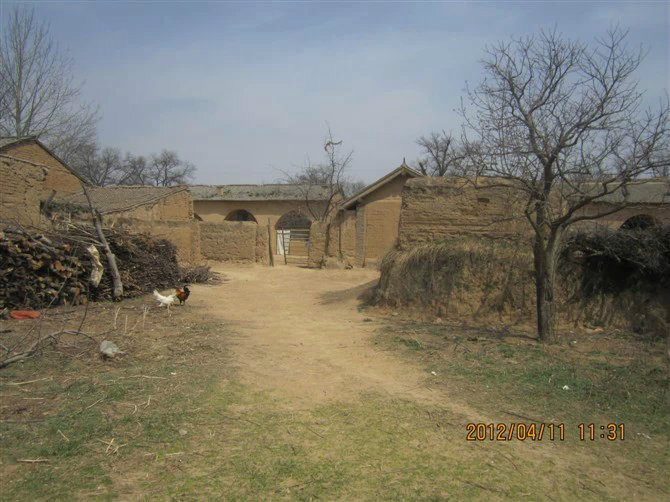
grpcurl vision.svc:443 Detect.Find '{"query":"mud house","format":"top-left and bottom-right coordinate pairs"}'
top-left (309, 162), bottom-right (422, 267)
top-left (52, 185), bottom-right (201, 263)
top-left (0, 137), bottom-right (86, 227)
top-left (189, 184), bottom-right (332, 258)
top-left (396, 177), bottom-right (670, 249)
top-left (0, 154), bottom-right (49, 226)
top-left (0, 137), bottom-right (84, 198)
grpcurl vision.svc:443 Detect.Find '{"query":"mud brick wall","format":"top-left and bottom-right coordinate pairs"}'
top-left (398, 178), bottom-right (530, 248)
top-left (200, 221), bottom-right (258, 261)
top-left (0, 155), bottom-right (48, 226)
top-left (108, 219), bottom-right (202, 264)
top-left (572, 203), bottom-right (670, 230)
top-left (1, 143), bottom-right (82, 198)
top-left (108, 191), bottom-right (193, 223)
top-left (255, 225), bottom-right (271, 264)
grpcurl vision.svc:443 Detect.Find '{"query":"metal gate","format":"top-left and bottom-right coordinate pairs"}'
top-left (277, 228), bottom-right (310, 265)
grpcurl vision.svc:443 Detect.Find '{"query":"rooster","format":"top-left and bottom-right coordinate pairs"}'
top-left (153, 289), bottom-right (177, 313)
top-left (175, 286), bottom-right (190, 305)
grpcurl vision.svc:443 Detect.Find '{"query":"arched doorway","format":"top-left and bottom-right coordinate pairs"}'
top-left (620, 214), bottom-right (658, 230)
top-left (275, 211), bottom-right (311, 260)
top-left (225, 209), bottom-right (257, 223)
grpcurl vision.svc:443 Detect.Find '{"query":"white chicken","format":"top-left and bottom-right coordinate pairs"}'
top-left (153, 289), bottom-right (177, 313)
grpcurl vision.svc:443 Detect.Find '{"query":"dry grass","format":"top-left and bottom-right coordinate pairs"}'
top-left (376, 237), bottom-right (534, 322)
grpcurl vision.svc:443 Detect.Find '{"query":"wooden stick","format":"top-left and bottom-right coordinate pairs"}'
top-left (81, 184), bottom-right (123, 299)
top-left (4, 376), bottom-right (53, 386)
top-left (17, 459), bottom-right (49, 463)
top-left (85, 397), bottom-right (104, 410)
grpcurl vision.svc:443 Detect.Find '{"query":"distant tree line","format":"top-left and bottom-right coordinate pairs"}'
top-left (70, 146), bottom-right (196, 187)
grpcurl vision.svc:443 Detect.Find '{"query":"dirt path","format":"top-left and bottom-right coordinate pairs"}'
top-left (196, 263), bottom-right (473, 413)
top-left (185, 263), bottom-right (667, 502)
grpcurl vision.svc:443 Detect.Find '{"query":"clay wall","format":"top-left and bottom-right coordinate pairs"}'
top-left (193, 199), bottom-right (327, 254)
top-left (572, 203), bottom-right (670, 230)
top-left (200, 221), bottom-right (271, 262)
top-left (1, 143), bottom-right (82, 198)
top-left (398, 177), bottom-right (670, 249)
top-left (0, 155), bottom-right (48, 226)
top-left (398, 178), bottom-right (529, 248)
top-left (105, 190), bottom-right (193, 223)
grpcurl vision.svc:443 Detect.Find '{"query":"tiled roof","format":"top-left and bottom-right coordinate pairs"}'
top-left (54, 185), bottom-right (188, 214)
top-left (189, 184), bottom-right (332, 201)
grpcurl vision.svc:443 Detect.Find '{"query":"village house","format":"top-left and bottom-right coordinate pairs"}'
top-left (189, 184), bottom-right (332, 257)
top-left (308, 162), bottom-right (422, 267)
top-left (0, 154), bottom-right (49, 227)
top-left (0, 137), bottom-right (84, 198)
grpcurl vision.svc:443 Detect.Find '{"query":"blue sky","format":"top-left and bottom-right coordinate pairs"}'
top-left (2, 1), bottom-right (668, 184)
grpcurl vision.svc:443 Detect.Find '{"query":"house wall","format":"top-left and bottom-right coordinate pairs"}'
top-left (398, 177), bottom-right (528, 248)
top-left (356, 174), bottom-right (409, 266)
top-left (0, 155), bottom-right (48, 226)
top-left (104, 191), bottom-right (193, 224)
top-left (397, 177), bottom-right (670, 249)
top-left (127, 220), bottom-right (201, 264)
top-left (194, 199), bottom-right (327, 254)
top-left (62, 191), bottom-right (199, 263)
top-left (572, 203), bottom-right (670, 230)
top-left (307, 174), bottom-right (413, 267)
top-left (1, 143), bottom-right (82, 198)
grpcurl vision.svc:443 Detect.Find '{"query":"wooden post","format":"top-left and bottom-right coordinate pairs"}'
top-left (81, 184), bottom-right (123, 299)
top-left (267, 222), bottom-right (274, 267)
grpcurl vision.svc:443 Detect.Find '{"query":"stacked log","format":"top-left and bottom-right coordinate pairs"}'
top-left (0, 230), bottom-right (83, 307)
top-left (0, 224), bottom-right (199, 309)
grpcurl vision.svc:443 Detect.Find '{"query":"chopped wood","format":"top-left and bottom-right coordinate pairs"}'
top-left (0, 222), bottom-right (210, 310)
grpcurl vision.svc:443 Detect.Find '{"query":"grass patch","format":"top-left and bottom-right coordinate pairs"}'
top-left (378, 321), bottom-right (670, 434)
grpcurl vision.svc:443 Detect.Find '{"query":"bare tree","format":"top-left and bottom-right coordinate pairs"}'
top-left (149, 150), bottom-right (196, 186)
top-left (70, 144), bottom-right (123, 186)
top-left (284, 128), bottom-right (352, 221)
top-left (416, 130), bottom-right (466, 176)
top-left (460, 28), bottom-right (669, 342)
top-left (342, 179), bottom-right (367, 198)
top-left (118, 153), bottom-right (151, 185)
top-left (0, 6), bottom-right (99, 161)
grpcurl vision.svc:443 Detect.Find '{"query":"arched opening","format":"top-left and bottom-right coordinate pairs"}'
top-left (620, 214), bottom-right (659, 230)
top-left (275, 211), bottom-right (312, 259)
top-left (225, 209), bottom-right (257, 223)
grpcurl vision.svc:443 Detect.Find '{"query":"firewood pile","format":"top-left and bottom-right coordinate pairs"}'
top-left (0, 223), bottom-right (199, 309)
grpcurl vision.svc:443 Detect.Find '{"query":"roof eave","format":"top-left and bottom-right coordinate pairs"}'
top-left (341, 165), bottom-right (422, 210)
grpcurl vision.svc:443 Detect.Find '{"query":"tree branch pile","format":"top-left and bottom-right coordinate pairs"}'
top-left (560, 225), bottom-right (670, 297)
top-left (0, 224), bottom-right (208, 309)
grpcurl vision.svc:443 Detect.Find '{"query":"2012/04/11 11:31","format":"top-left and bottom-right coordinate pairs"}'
top-left (578, 423), bottom-right (625, 441)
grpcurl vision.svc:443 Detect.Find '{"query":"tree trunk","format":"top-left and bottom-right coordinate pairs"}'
top-left (533, 199), bottom-right (561, 343)
top-left (534, 240), bottom-right (556, 342)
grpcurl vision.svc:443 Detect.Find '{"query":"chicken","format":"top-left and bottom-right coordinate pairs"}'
top-left (175, 286), bottom-right (191, 305)
top-left (153, 289), bottom-right (177, 312)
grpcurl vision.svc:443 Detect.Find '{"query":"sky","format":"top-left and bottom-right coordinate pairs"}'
top-left (1, 1), bottom-right (668, 184)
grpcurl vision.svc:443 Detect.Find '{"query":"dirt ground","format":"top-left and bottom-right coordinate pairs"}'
top-left (1, 262), bottom-right (668, 501)
top-left (201, 264), bottom-right (473, 412)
